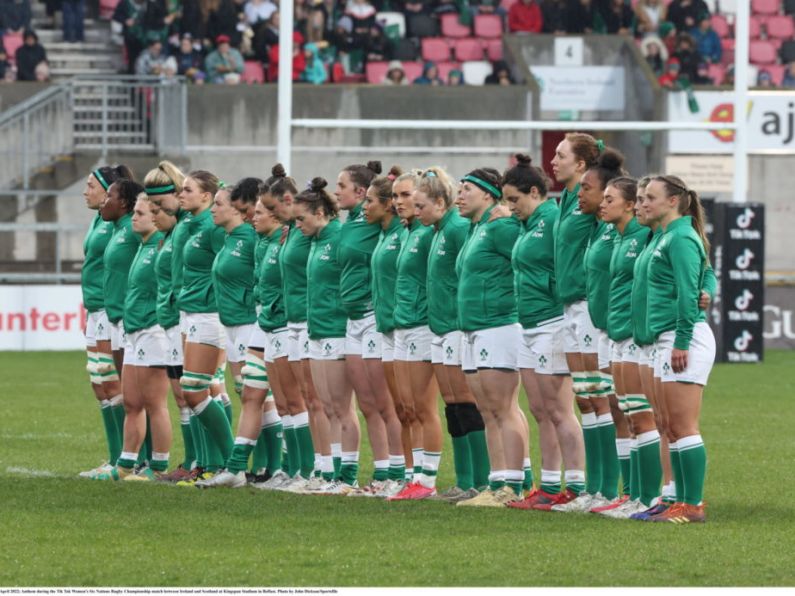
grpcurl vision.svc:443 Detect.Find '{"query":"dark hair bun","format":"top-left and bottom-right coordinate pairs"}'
top-left (114, 164), bottom-right (135, 181)
top-left (388, 165), bottom-right (403, 178)
top-left (596, 148), bottom-right (624, 172)
top-left (271, 163), bottom-right (287, 178)
top-left (515, 154), bottom-right (532, 167)
top-left (367, 161), bottom-right (383, 175)
top-left (310, 177), bottom-right (328, 192)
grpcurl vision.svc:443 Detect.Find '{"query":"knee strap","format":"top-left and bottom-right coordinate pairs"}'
top-left (617, 395), bottom-right (629, 413)
top-left (96, 352), bottom-right (119, 382)
top-left (457, 402), bottom-right (486, 433)
top-left (211, 366), bottom-right (225, 386)
top-left (241, 353), bottom-right (270, 390)
top-left (234, 374), bottom-right (243, 396)
top-left (444, 404), bottom-right (465, 438)
top-left (166, 365), bottom-right (183, 380)
top-left (180, 370), bottom-right (213, 393)
top-left (625, 394), bottom-right (652, 415)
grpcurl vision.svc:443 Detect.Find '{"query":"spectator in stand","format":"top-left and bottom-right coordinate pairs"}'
top-left (15, 29), bottom-right (46, 81)
top-left (413, 60), bottom-right (443, 85)
top-left (601, 0), bottom-right (632, 35)
top-left (640, 34), bottom-right (668, 76)
top-left (401, 0), bottom-right (432, 18)
top-left (667, 0), bottom-right (708, 33)
top-left (485, 59), bottom-right (515, 85)
top-left (783, 62), bottom-right (795, 89)
top-left (113, 0), bottom-right (146, 74)
top-left (659, 20), bottom-right (677, 55)
top-left (304, 0), bottom-right (327, 43)
top-left (244, 0), bottom-right (276, 26)
top-left (139, 0), bottom-right (175, 44)
top-left (175, 33), bottom-right (206, 82)
top-left (365, 23), bottom-right (389, 63)
top-left (690, 13), bottom-right (720, 64)
top-left (207, 0), bottom-right (244, 49)
top-left (0, 0), bottom-right (32, 35)
top-left (433, 0), bottom-right (459, 16)
top-left (34, 59), bottom-right (49, 80)
top-left (252, 9), bottom-right (279, 64)
top-left (508, 0), bottom-right (543, 34)
top-left (205, 33), bottom-right (244, 83)
top-left (562, 0), bottom-right (595, 34)
top-left (540, 0), bottom-right (566, 34)
top-left (346, 0), bottom-right (376, 48)
top-left (658, 57), bottom-right (681, 88)
top-left (634, 0), bottom-right (666, 38)
top-left (135, 37), bottom-right (168, 75)
top-left (382, 60), bottom-right (407, 84)
top-left (673, 32), bottom-right (700, 82)
top-left (470, 0), bottom-right (506, 18)
top-left (691, 61), bottom-right (712, 84)
top-left (61, 0), bottom-right (85, 42)
top-left (0, 43), bottom-right (13, 81)
top-left (447, 68), bottom-right (464, 85)
top-left (267, 30), bottom-right (306, 82)
top-left (301, 40), bottom-right (328, 84)
top-left (756, 69), bottom-right (774, 88)
top-left (179, 0), bottom-right (209, 43)
top-left (330, 15), bottom-right (355, 71)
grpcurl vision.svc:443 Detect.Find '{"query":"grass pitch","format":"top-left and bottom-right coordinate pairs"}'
top-left (1, 350), bottom-right (794, 587)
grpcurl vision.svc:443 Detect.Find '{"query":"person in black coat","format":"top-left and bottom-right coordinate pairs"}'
top-left (0, 0), bottom-right (32, 34)
top-left (15, 29), bottom-right (47, 81)
top-left (562, 0), bottom-right (594, 34)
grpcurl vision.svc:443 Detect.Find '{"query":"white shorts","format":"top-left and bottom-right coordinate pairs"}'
top-left (431, 330), bottom-right (464, 366)
top-left (85, 310), bottom-right (111, 347)
top-left (179, 311), bottom-right (188, 335)
top-left (265, 327), bottom-right (290, 363)
top-left (380, 331), bottom-right (395, 363)
top-left (655, 322), bottom-right (716, 386)
top-left (184, 312), bottom-right (224, 348)
top-left (122, 325), bottom-right (168, 367)
top-left (394, 325), bottom-right (433, 362)
top-left (562, 300), bottom-right (599, 355)
top-left (308, 337), bottom-right (346, 361)
top-left (248, 325), bottom-right (268, 351)
top-left (518, 318), bottom-right (568, 375)
top-left (164, 325), bottom-right (184, 366)
top-left (110, 320), bottom-right (126, 351)
top-left (597, 330), bottom-right (611, 371)
top-left (462, 323), bottom-right (522, 372)
top-left (611, 338), bottom-right (641, 365)
top-left (287, 321), bottom-right (310, 362)
top-left (345, 313), bottom-right (381, 359)
top-left (225, 323), bottom-right (255, 363)
top-left (637, 344), bottom-right (653, 368)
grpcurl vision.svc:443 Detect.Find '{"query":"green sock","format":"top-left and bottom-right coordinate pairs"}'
top-left (637, 431), bottom-right (663, 506)
top-left (540, 469), bottom-right (561, 495)
top-left (195, 398), bottom-right (234, 462)
top-left (284, 425), bottom-right (300, 477)
top-left (116, 452), bottom-right (137, 470)
top-left (489, 476), bottom-right (505, 491)
top-left (203, 425), bottom-right (225, 472)
top-left (110, 402), bottom-right (125, 465)
top-left (373, 463), bottom-right (389, 482)
top-left (227, 439), bottom-right (256, 473)
top-left (387, 456), bottom-right (405, 481)
top-left (596, 414), bottom-right (619, 500)
top-left (150, 457), bottom-right (168, 472)
top-left (221, 397), bottom-right (233, 425)
top-left (671, 442), bottom-right (685, 502)
top-left (295, 418), bottom-right (315, 479)
top-left (581, 412), bottom-right (602, 495)
top-left (452, 435), bottom-right (474, 490)
top-left (251, 428), bottom-right (269, 473)
top-left (190, 414), bottom-right (206, 469)
top-left (264, 422), bottom-right (283, 475)
top-left (678, 435), bottom-right (707, 505)
top-left (467, 430), bottom-right (490, 488)
top-left (99, 402), bottom-right (121, 465)
top-left (179, 410), bottom-right (195, 470)
top-left (522, 459), bottom-right (533, 491)
top-left (281, 440), bottom-right (290, 474)
top-left (506, 478), bottom-right (523, 496)
top-left (565, 470), bottom-right (586, 495)
top-left (340, 455), bottom-right (359, 486)
top-left (136, 417), bottom-right (152, 467)
top-left (629, 443), bottom-right (641, 501)
top-left (617, 438), bottom-right (631, 495)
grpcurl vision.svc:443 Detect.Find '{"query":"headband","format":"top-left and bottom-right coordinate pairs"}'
top-left (423, 170), bottom-right (437, 178)
top-left (462, 174), bottom-right (502, 199)
top-left (145, 183), bottom-right (176, 196)
top-left (92, 169), bottom-right (110, 191)
top-left (596, 139), bottom-right (605, 153)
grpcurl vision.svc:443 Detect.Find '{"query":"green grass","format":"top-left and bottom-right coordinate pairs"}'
top-left (1, 351), bottom-right (794, 586)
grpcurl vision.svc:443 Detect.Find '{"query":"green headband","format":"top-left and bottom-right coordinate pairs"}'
top-left (596, 139), bottom-right (605, 153)
top-left (462, 174), bottom-right (502, 199)
top-left (145, 183), bottom-right (176, 196)
top-left (92, 169), bottom-right (110, 191)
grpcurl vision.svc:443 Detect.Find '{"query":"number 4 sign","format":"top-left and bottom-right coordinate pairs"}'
top-left (554, 37), bottom-right (583, 66)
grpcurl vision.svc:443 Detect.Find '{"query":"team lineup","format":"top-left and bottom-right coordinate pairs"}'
top-left (78, 131), bottom-right (715, 524)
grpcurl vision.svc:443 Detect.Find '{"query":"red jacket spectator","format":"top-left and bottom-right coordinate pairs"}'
top-left (508, 0), bottom-right (543, 33)
top-left (268, 31), bottom-right (307, 82)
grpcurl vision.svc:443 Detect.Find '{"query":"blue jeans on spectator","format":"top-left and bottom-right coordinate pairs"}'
top-left (62, 0), bottom-right (85, 42)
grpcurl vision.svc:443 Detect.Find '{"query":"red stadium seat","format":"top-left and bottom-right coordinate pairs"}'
top-left (440, 13), bottom-right (471, 38)
top-left (708, 63), bottom-right (725, 84)
top-left (3, 32), bottom-right (23, 63)
top-left (365, 61), bottom-right (389, 83)
top-left (765, 64), bottom-right (786, 85)
top-left (474, 14), bottom-right (503, 38)
top-left (242, 61), bottom-right (265, 84)
top-left (402, 61), bottom-right (424, 81)
top-left (711, 14), bottom-right (731, 38)
top-left (436, 61), bottom-right (462, 81)
top-left (454, 38), bottom-right (485, 61)
top-left (486, 38), bottom-right (503, 61)
top-left (421, 37), bottom-right (451, 62)
top-left (750, 16), bottom-right (763, 38)
top-left (500, 0), bottom-right (518, 11)
top-left (751, 0), bottom-right (781, 15)
top-left (750, 39), bottom-right (778, 64)
top-left (765, 15), bottom-right (795, 38)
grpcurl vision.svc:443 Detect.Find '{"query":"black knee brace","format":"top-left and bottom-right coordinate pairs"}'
top-left (166, 365), bottom-right (184, 380)
top-left (457, 402), bottom-right (486, 434)
top-left (444, 404), bottom-right (465, 438)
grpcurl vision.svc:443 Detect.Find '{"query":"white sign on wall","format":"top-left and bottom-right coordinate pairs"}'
top-left (0, 285), bottom-right (86, 350)
top-left (554, 37), bottom-right (584, 66)
top-left (533, 66), bottom-right (626, 112)
top-left (668, 91), bottom-right (795, 154)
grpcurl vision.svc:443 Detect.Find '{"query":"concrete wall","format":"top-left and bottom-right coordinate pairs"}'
top-left (0, 82), bottom-right (50, 112)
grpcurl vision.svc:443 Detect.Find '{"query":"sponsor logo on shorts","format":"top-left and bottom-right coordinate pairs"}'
top-left (189, 324), bottom-right (197, 336)
top-left (274, 339), bottom-right (282, 351)
top-left (583, 334), bottom-right (593, 348)
top-left (303, 340), bottom-right (309, 353)
top-left (537, 354), bottom-right (548, 369)
top-left (628, 343), bottom-right (637, 355)
top-left (409, 341), bottom-right (417, 356)
top-left (137, 348), bottom-right (145, 360)
top-left (663, 361), bottom-right (671, 374)
top-left (445, 345), bottom-right (454, 359)
top-left (479, 348), bottom-right (489, 361)
top-left (323, 342), bottom-right (332, 356)
top-left (237, 343), bottom-right (246, 356)
top-left (367, 339), bottom-right (376, 353)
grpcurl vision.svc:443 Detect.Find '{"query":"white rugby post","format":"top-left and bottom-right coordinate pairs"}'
top-left (276, 0), bottom-right (293, 173)
top-left (733, 0), bottom-right (750, 204)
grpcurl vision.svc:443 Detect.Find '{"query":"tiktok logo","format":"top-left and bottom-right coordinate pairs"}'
top-left (736, 208), bottom-right (755, 229)
top-left (734, 330), bottom-right (753, 352)
top-left (735, 249), bottom-right (754, 270)
top-left (734, 289), bottom-right (754, 311)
